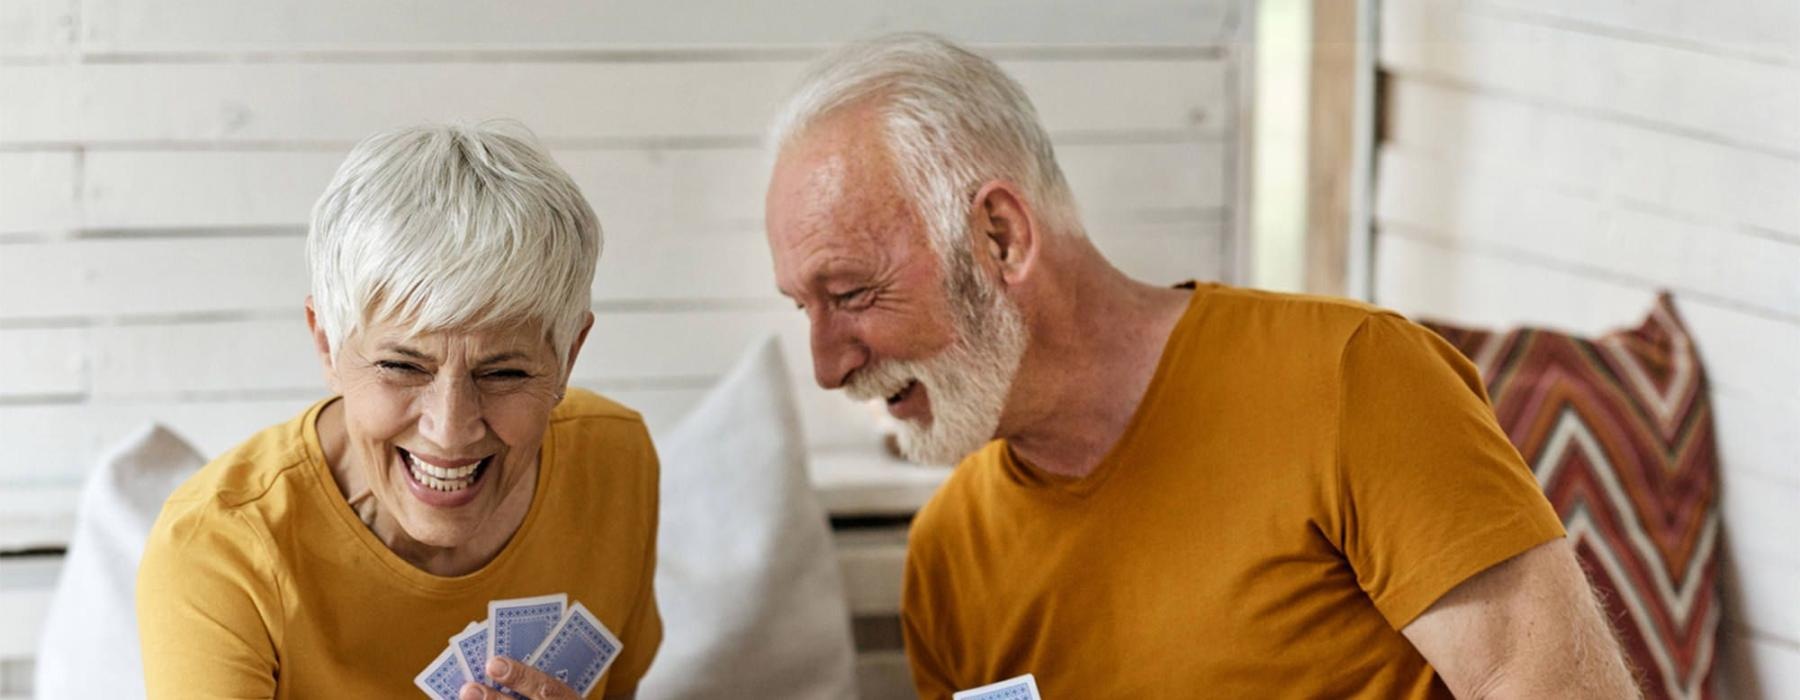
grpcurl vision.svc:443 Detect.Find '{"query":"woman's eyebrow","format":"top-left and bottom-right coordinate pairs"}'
top-left (476, 351), bottom-right (528, 366)
top-left (378, 343), bottom-right (433, 361)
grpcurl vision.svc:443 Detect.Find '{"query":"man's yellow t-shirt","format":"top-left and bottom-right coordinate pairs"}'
top-left (901, 284), bottom-right (1565, 698)
top-left (137, 389), bottom-right (662, 698)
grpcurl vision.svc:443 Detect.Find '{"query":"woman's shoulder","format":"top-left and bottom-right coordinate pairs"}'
top-left (157, 405), bottom-right (319, 529)
top-left (550, 388), bottom-right (649, 433)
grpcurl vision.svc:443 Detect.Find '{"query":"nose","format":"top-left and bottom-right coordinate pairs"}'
top-left (418, 375), bottom-right (486, 451)
top-left (809, 311), bottom-right (868, 390)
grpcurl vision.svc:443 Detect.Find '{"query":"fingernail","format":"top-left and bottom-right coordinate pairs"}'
top-left (487, 656), bottom-right (509, 680)
top-left (459, 682), bottom-right (483, 700)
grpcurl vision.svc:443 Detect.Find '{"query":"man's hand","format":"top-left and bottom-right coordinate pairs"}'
top-left (459, 657), bottom-right (579, 700)
top-left (1401, 538), bottom-right (1641, 698)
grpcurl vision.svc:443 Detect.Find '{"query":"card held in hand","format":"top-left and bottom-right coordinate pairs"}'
top-left (525, 601), bottom-right (623, 698)
top-left (451, 621), bottom-right (498, 689)
top-left (489, 593), bottom-right (568, 663)
top-left (414, 645), bottom-right (470, 700)
top-left (953, 673), bottom-right (1043, 700)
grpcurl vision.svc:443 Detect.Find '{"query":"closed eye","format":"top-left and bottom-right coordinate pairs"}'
top-left (833, 287), bottom-right (873, 309)
top-left (376, 361), bottom-right (426, 374)
top-left (481, 369), bottom-right (531, 380)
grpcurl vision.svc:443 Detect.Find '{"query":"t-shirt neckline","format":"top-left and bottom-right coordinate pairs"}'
top-left (998, 281), bottom-right (1215, 498)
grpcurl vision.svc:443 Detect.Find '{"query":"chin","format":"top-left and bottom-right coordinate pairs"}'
top-left (393, 508), bottom-right (482, 549)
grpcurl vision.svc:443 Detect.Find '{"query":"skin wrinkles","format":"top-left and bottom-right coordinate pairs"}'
top-left (308, 301), bottom-right (589, 577)
top-left (769, 111), bottom-right (960, 396)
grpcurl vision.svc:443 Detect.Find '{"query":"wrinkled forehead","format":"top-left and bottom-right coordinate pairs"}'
top-left (766, 127), bottom-right (927, 287)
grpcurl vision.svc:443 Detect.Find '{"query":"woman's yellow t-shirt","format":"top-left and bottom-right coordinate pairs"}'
top-left (137, 388), bottom-right (662, 698)
top-left (901, 284), bottom-right (1566, 698)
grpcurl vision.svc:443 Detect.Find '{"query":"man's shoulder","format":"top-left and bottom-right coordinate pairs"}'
top-left (1194, 284), bottom-right (1393, 339)
top-left (908, 442), bottom-right (1009, 556)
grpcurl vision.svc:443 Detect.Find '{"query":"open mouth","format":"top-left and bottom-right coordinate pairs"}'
top-left (398, 447), bottom-right (492, 493)
top-left (887, 379), bottom-right (920, 406)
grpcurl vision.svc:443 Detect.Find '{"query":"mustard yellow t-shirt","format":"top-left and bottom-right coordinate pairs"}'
top-left (901, 284), bottom-right (1565, 698)
top-left (137, 389), bottom-right (662, 698)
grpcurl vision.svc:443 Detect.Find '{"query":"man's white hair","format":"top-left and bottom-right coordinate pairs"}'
top-left (769, 32), bottom-right (1082, 259)
top-left (307, 121), bottom-right (600, 366)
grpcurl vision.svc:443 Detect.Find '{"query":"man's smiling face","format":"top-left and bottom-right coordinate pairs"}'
top-left (765, 107), bottom-right (1028, 464)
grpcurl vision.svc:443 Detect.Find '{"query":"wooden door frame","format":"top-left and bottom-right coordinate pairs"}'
top-left (1304, 0), bottom-right (1379, 299)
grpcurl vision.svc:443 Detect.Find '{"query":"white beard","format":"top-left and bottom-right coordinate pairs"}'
top-left (845, 256), bottom-right (1029, 465)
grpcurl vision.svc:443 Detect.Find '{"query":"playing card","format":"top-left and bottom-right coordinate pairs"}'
top-left (450, 620), bottom-right (498, 689)
top-left (953, 673), bottom-right (1043, 700)
top-left (414, 645), bottom-right (470, 700)
top-left (489, 593), bottom-right (568, 663)
top-left (524, 601), bottom-right (622, 697)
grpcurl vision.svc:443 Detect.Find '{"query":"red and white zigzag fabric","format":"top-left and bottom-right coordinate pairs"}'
top-left (1425, 293), bottom-right (1720, 700)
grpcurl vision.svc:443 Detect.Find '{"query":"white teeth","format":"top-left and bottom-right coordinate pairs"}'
top-left (404, 452), bottom-right (483, 492)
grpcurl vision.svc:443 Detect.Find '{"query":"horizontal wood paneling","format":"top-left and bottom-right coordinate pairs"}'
top-left (72, 0), bottom-right (1236, 52)
top-left (0, 219), bottom-right (1223, 323)
top-left (0, 152), bottom-right (78, 235)
top-left (0, 59), bottom-right (1226, 146)
top-left (1381, 0), bottom-right (1800, 155)
top-left (1374, 231), bottom-right (1800, 409)
top-left (61, 140), bottom-right (1226, 233)
top-left (1384, 79), bottom-right (1800, 243)
top-left (1375, 148), bottom-right (1800, 318)
top-left (1476, 0), bottom-right (1800, 64)
top-left (0, 0), bottom-right (73, 57)
top-left (0, 327), bottom-right (87, 398)
top-left (1719, 628), bottom-right (1800, 699)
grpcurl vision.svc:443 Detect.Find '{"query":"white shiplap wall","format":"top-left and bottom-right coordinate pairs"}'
top-left (0, 1), bottom-right (1249, 548)
top-left (1375, 0), bottom-right (1800, 697)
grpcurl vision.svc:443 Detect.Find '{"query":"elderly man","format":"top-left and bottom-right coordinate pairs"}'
top-left (762, 34), bottom-right (1639, 698)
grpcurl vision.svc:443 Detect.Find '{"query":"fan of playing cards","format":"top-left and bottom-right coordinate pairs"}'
top-left (415, 593), bottom-right (623, 699)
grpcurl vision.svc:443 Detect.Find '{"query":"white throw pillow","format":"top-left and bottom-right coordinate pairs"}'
top-left (35, 424), bottom-right (206, 699)
top-left (639, 335), bottom-right (859, 699)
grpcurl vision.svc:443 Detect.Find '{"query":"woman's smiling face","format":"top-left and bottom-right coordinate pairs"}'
top-left (318, 312), bottom-right (580, 550)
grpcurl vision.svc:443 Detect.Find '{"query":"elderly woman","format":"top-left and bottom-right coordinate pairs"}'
top-left (136, 123), bottom-right (660, 699)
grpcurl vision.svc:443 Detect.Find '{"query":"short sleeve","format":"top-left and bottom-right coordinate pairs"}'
top-left (595, 427), bottom-right (664, 695)
top-left (136, 500), bottom-right (285, 699)
top-left (900, 511), bottom-right (960, 700)
top-left (1332, 314), bottom-right (1565, 630)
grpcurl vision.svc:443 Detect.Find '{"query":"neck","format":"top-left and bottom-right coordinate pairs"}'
top-left (998, 242), bottom-right (1193, 479)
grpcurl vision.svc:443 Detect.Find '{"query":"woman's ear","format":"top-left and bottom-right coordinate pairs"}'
top-left (562, 312), bottom-right (596, 387)
top-left (970, 180), bottom-right (1040, 287)
top-left (304, 296), bottom-right (342, 394)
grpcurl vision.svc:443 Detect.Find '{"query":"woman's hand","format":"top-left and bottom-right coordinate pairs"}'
top-left (459, 657), bottom-right (581, 700)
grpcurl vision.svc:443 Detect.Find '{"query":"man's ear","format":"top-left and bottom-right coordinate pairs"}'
top-left (304, 296), bottom-right (342, 394)
top-left (970, 180), bottom-right (1040, 286)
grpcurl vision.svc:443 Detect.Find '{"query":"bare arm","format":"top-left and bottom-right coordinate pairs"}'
top-left (1402, 538), bottom-right (1641, 699)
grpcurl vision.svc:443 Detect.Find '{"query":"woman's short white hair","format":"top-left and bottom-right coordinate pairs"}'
top-left (307, 121), bottom-right (600, 365)
top-left (769, 33), bottom-right (1082, 260)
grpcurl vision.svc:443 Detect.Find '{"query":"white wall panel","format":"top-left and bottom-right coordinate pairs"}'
top-left (1385, 80), bottom-right (1800, 242)
top-left (1719, 628), bottom-right (1800, 699)
top-left (1375, 149), bottom-right (1800, 317)
top-left (0, 59), bottom-right (1226, 146)
top-left (0, 0), bottom-right (74, 57)
top-left (1381, 0), bottom-right (1800, 154)
top-left (78, 141), bottom-right (1228, 233)
top-left (0, 328), bottom-right (88, 398)
top-left (0, 151), bottom-right (79, 235)
top-left (1478, 0), bottom-right (1800, 63)
top-left (76, 0), bottom-right (1236, 52)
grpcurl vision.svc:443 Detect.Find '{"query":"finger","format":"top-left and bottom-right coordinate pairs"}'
top-left (488, 656), bottom-right (578, 700)
top-left (459, 681), bottom-right (503, 700)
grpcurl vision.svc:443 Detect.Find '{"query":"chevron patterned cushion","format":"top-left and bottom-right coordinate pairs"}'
top-left (1422, 293), bottom-right (1719, 700)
